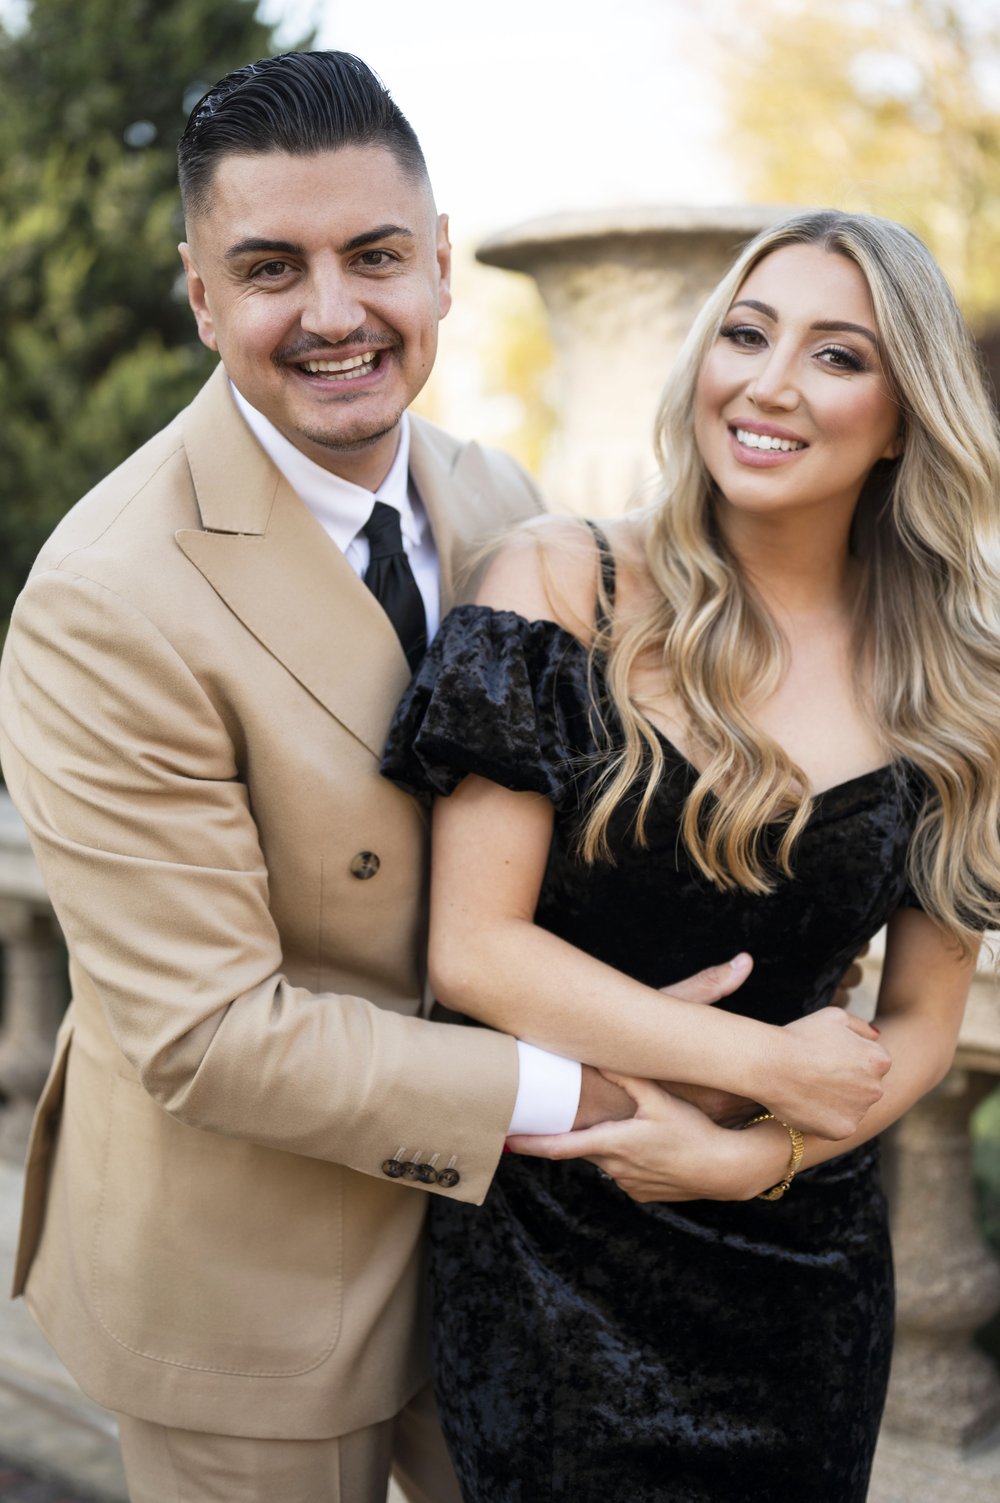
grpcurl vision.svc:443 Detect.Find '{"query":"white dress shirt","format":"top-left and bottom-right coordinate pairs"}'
top-left (232, 385), bottom-right (582, 1136)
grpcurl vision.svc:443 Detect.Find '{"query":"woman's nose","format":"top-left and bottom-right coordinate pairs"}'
top-left (746, 349), bottom-right (800, 410)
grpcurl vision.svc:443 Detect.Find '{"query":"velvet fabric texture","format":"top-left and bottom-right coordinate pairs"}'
top-left (382, 603), bottom-right (924, 1503)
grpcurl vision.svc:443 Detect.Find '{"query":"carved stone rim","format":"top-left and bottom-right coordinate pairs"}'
top-left (476, 203), bottom-right (805, 272)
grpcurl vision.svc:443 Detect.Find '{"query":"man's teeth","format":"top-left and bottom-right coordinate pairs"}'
top-left (735, 427), bottom-right (806, 453)
top-left (302, 352), bottom-right (380, 379)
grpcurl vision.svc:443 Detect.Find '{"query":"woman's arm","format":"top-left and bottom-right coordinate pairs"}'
top-left (430, 773), bottom-right (889, 1141)
top-left (428, 523), bottom-right (889, 1140)
top-left (509, 906), bottom-right (975, 1202)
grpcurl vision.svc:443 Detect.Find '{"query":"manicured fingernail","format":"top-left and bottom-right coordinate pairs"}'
top-left (502, 1143), bottom-right (512, 1154)
top-left (871, 1025), bottom-right (881, 1035)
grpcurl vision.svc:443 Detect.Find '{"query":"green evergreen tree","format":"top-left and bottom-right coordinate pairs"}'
top-left (0, 0), bottom-right (311, 644)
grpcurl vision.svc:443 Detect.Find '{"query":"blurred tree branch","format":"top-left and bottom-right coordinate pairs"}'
top-left (0, 0), bottom-right (308, 648)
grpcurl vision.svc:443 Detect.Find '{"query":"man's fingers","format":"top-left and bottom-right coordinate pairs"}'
top-left (831, 944), bottom-right (872, 1006)
top-left (836, 961), bottom-right (863, 993)
top-left (660, 952), bottom-right (753, 1006)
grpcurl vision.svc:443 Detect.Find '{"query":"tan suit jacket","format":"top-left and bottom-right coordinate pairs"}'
top-left (0, 365), bottom-right (543, 1439)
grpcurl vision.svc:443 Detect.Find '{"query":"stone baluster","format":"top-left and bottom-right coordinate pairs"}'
top-left (0, 793), bottom-right (66, 1161)
top-left (0, 898), bottom-right (65, 1162)
top-left (883, 1065), bottom-right (1000, 1445)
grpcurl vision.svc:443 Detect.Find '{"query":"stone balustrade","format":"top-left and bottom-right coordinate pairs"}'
top-left (0, 793), bottom-right (65, 1163)
top-left (855, 937), bottom-right (1000, 1499)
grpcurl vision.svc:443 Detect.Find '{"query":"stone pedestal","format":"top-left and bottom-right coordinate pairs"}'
top-left (476, 205), bottom-right (791, 516)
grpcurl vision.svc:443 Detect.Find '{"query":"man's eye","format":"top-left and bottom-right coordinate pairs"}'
top-left (357, 250), bottom-right (393, 268)
top-left (255, 260), bottom-right (290, 278)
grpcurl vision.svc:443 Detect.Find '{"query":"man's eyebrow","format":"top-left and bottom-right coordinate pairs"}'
top-left (224, 226), bottom-right (415, 261)
top-left (225, 237), bottom-right (301, 260)
top-left (339, 224), bottom-right (414, 253)
top-left (729, 299), bottom-right (878, 345)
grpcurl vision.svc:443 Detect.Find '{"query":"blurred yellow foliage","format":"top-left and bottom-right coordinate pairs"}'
top-left (411, 242), bottom-right (555, 476)
top-left (715, 0), bottom-right (1000, 324)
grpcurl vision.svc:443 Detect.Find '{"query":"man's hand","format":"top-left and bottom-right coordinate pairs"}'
top-left (571, 953), bottom-right (754, 1130)
top-left (656, 952), bottom-right (758, 1125)
top-left (573, 1065), bottom-right (635, 1128)
top-left (513, 1075), bottom-right (787, 1204)
top-left (831, 943), bottom-right (870, 1010)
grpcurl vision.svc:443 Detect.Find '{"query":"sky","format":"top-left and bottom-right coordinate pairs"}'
top-left (259, 0), bottom-right (737, 243)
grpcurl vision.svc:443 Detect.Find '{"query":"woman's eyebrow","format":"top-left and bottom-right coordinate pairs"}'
top-left (729, 300), bottom-right (877, 345)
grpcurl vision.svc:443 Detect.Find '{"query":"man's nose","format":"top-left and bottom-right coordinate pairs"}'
top-left (300, 266), bottom-right (366, 342)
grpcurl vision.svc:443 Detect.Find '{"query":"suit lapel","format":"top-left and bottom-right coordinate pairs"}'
top-left (175, 368), bottom-right (412, 758)
top-left (408, 418), bottom-right (504, 611)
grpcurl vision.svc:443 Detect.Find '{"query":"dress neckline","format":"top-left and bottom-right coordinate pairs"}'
top-left (645, 718), bottom-right (897, 804)
top-left (452, 601), bottom-right (900, 806)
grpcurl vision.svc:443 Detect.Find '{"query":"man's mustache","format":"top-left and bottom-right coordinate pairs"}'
top-left (274, 332), bottom-right (400, 366)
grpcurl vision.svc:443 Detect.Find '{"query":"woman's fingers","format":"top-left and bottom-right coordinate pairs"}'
top-left (506, 1124), bottom-right (616, 1160)
top-left (843, 1009), bottom-right (888, 1050)
top-left (599, 1071), bottom-right (668, 1112)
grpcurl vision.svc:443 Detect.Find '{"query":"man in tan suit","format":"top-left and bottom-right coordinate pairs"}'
top-left (0, 49), bottom-right (747, 1502)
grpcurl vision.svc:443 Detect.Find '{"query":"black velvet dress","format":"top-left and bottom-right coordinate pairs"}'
top-left (382, 599), bottom-right (925, 1503)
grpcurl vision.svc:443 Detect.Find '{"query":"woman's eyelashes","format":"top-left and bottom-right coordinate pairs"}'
top-left (717, 323), bottom-right (869, 373)
top-left (718, 322), bottom-right (766, 349)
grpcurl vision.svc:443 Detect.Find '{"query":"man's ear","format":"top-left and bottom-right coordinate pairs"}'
top-left (436, 213), bottom-right (452, 321)
top-left (178, 242), bottom-right (218, 351)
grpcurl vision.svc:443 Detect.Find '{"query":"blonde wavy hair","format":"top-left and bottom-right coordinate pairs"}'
top-left (580, 209), bottom-right (1000, 949)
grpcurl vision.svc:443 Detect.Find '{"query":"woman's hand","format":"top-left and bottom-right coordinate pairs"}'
top-left (763, 1007), bottom-right (891, 1138)
top-left (508, 1074), bottom-right (790, 1204)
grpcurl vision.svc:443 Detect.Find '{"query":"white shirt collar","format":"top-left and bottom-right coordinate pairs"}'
top-left (229, 381), bottom-right (421, 555)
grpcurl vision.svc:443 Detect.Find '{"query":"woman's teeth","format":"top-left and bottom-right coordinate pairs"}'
top-left (735, 427), bottom-right (806, 452)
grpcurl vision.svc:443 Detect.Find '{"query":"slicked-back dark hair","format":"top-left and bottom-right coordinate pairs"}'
top-left (177, 50), bottom-right (427, 219)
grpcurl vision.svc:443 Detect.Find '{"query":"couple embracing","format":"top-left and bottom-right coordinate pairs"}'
top-left (2, 48), bottom-right (998, 1503)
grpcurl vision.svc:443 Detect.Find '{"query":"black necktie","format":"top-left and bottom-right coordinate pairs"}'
top-left (362, 501), bottom-right (427, 673)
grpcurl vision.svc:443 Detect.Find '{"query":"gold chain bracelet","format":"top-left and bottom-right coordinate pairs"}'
top-left (742, 1112), bottom-right (805, 1201)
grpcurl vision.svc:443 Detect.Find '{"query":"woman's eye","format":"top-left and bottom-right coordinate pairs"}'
top-left (719, 323), bottom-right (767, 349)
top-left (821, 345), bottom-right (866, 373)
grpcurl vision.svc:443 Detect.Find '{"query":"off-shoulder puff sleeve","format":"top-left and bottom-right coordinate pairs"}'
top-left (380, 604), bottom-right (598, 810)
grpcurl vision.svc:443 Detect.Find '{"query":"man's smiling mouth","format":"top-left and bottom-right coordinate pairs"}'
top-left (301, 351), bottom-right (382, 381)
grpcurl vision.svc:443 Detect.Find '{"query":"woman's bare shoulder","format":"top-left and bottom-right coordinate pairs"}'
top-left (475, 515), bottom-right (607, 642)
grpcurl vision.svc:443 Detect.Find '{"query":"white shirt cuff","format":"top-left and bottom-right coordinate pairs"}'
top-left (507, 1041), bottom-right (582, 1136)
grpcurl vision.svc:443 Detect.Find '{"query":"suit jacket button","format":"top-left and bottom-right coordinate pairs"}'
top-left (437, 1167), bottom-right (460, 1188)
top-left (415, 1163), bottom-right (438, 1184)
top-left (381, 1158), bottom-right (406, 1178)
top-left (351, 852), bottom-right (380, 880)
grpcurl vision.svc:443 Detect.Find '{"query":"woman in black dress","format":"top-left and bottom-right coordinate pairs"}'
top-left (383, 211), bottom-right (1000, 1502)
